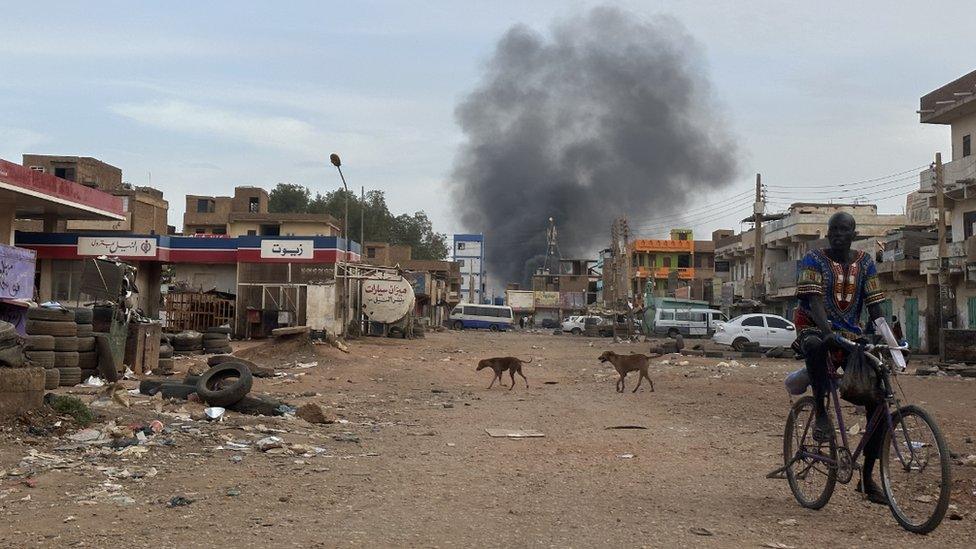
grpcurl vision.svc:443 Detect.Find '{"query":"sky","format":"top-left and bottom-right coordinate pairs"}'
top-left (1, 1), bottom-right (973, 246)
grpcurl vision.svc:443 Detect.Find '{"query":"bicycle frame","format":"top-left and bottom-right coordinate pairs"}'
top-left (797, 346), bottom-right (915, 471)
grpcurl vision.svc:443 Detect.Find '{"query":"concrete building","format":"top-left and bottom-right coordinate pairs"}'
top-left (364, 242), bottom-right (413, 266)
top-left (16, 155), bottom-right (169, 236)
top-left (530, 258), bottom-right (595, 325)
top-left (183, 186), bottom-right (340, 237)
top-left (453, 234), bottom-right (485, 303)
top-left (630, 229), bottom-right (695, 299)
top-left (917, 69), bottom-right (976, 330)
top-left (716, 203), bottom-right (906, 318)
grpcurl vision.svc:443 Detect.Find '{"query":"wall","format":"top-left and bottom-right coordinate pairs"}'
top-left (171, 263), bottom-right (238, 294)
top-left (306, 282), bottom-right (339, 333)
top-left (227, 221), bottom-right (263, 237)
top-left (183, 195), bottom-right (233, 230)
top-left (280, 221), bottom-right (339, 237)
top-left (950, 111), bottom-right (976, 161)
top-left (22, 155), bottom-right (123, 191)
top-left (950, 196), bottom-right (976, 241)
top-left (955, 285), bottom-right (976, 330)
top-left (232, 187), bottom-right (269, 214)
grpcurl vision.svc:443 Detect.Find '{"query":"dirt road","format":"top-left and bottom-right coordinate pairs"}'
top-left (1, 330), bottom-right (974, 547)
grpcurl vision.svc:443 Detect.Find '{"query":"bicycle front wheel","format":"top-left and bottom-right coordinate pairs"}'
top-left (881, 405), bottom-right (951, 534)
top-left (784, 395), bottom-right (837, 509)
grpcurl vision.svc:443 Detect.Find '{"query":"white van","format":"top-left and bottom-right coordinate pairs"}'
top-left (449, 304), bottom-right (514, 331)
top-left (650, 308), bottom-right (727, 338)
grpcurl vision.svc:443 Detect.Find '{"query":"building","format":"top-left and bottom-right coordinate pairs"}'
top-left (453, 234), bottom-right (485, 303)
top-left (716, 203), bottom-right (906, 318)
top-left (183, 186), bottom-right (341, 237)
top-left (630, 229), bottom-right (695, 300)
top-left (917, 69), bottom-right (976, 331)
top-left (363, 242), bottom-right (413, 266)
top-left (16, 155), bottom-right (169, 236)
top-left (530, 258), bottom-right (596, 325)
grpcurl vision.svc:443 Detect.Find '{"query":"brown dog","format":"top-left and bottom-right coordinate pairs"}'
top-left (598, 351), bottom-right (655, 393)
top-left (476, 357), bottom-right (531, 390)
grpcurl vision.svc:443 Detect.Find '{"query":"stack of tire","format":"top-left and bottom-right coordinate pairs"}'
top-left (172, 331), bottom-right (203, 356)
top-left (158, 334), bottom-right (174, 375)
top-left (0, 320), bottom-right (25, 368)
top-left (25, 308), bottom-right (81, 388)
top-left (203, 326), bottom-right (232, 355)
top-left (70, 308), bottom-right (97, 380)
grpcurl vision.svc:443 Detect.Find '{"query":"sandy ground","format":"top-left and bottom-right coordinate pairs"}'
top-left (1, 329), bottom-right (974, 548)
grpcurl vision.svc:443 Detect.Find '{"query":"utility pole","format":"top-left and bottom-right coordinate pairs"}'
top-left (935, 153), bottom-right (949, 358)
top-left (752, 173), bottom-right (765, 301)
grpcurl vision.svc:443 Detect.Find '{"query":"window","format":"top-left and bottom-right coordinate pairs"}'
top-left (195, 228), bottom-right (205, 234)
top-left (366, 247), bottom-right (377, 258)
top-left (767, 316), bottom-right (791, 329)
top-left (742, 316), bottom-right (765, 327)
top-left (212, 227), bottom-right (227, 235)
top-left (964, 211), bottom-right (976, 240)
top-left (660, 311), bottom-right (674, 320)
top-left (249, 197), bottom-right (260, 213)
top-left (678, 254), bottom-right (691, 268)
top-left (663, 256), bottom-right (672, 268)
top-left (691, 312), bottom-right (707, 322)
top-left (247, 230), bottom-right (257, 236)
top-left (712, 312), bottom-right (727, 322)
top-left (457, 242), bottom-right (465, 250)
top-left (964, 134), bottom-right (972, 158)
top-left (54, 167), bottom-right (76, 181)
top-left (196, 199), bottom-right (214, 213)
top-left (675, 311), bottom-right (690, 321)
top-left (260, 224), bottom-right (280, 236)
top-left (458, 259), bottom-right (465, 267)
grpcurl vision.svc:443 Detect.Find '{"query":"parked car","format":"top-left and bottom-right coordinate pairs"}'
top-left (711, 313), bottom-right (796, 350)
top-left (584, 316), bottom-right (614, 337)
top-left (562, 315), bottom-right (596, 335)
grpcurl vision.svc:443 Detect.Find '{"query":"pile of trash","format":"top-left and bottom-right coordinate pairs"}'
top-left (139, 355), bottom-right (293, 417)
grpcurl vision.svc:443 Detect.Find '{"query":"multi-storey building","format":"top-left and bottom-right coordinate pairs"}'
top-left (183, 186), bottom-right (340, 237)
top-left (453, 233), bottom-right (485, 303)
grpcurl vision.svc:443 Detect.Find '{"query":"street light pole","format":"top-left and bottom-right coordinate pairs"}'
top-left (330, 153), bottom-right (349, 258)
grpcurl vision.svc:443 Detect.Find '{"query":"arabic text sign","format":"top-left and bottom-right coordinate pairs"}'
top-left (533, 291), bottom-right (560, 308)
top-left (0, 244), bottom-right (36, 300)
top-left (260, 240), bottom-right (314, 260)
top-left (362, 277), bottom-right (415, 323)
top-left (77, 237), bottom-right (157, 258)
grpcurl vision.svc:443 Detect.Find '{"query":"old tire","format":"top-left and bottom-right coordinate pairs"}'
top-left (453, 321), bottom-right (464, 330)
top-left (57, 367), bottom-right (82, 386)
top-left (0, 322), bottom-right (17, 342)
top-left (207, 326), bottom-right (233, 335)
top-left (53, 351), bottom-right (79, 368)
top-left (26, 320), bottom-right (78, 337)
top-left (157, 357), bottom-right (175, 374)
top-left (77, 351), bottom-right (98, 369)
top-left (77, 336), bottom-right (95, 352)
top-left (76, 323), bottom-right (93, 337)
top-left (27, 308), bottom-right (75, 322)
top-left (183, 374), bottom-right (202, 386)
top-left (196, 362), bottom-right (253, 407)
top-left (139, 380), bottom-right (197, 399)
top-left (68, 307), bottom-right (93, 324)
top-left (0, 344), bottom-right (25, 367)
top-left (53, 336), bottom-right (79, 352)
top-left (24, 335), bottom-right (55, 351)
top-left (159, 345), bottom-right (174, 359)
top-left (44, 368), bottom-right (60, 389)
top-left (26, 350), bottom-right (56, 369)
top-left (571, 328), bottom-right (582, 335)
top-left (203, 332), bottom-right (229, 341)
top-left (667, 328), bottom-right (680, 339)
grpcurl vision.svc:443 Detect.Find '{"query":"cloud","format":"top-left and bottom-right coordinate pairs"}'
top-left (109, 99), bottom-right (325, 154)
top-left (0, 127), bottom-right (46, 159)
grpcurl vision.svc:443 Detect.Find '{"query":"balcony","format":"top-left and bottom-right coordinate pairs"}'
top-left (919, 156), bottom-right (976, 194)
top-left (634, 266), bottom-right (695, 280)
top-left (920, 241), bottom-right (967, 275)
top-left (631, 239), bottom-right (694, 253)
top-left (766, 260), bottom-right (799, 298)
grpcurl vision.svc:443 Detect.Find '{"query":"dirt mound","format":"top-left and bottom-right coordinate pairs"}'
top-left (235, 336), bottom-right (318, 368)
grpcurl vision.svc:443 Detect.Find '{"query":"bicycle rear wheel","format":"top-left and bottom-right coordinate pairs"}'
top-left (784, 395), bottom-right (837, 509)
top-left (881, 405), bottom-right (951, 534)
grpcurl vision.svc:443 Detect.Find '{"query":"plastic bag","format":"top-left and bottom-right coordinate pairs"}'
top-left (839, 347), bottom-right (882, 406)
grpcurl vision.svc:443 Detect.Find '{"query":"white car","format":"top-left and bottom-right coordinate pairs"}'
top-left (712, 313), bottom-right (796, 351)
top-left (561, 315), bottom-right (594, 335)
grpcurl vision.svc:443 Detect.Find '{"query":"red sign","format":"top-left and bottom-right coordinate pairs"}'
top-left (0, 158), bottom-right (125, 218)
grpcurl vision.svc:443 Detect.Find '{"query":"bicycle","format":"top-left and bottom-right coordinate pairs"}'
top-left (769, 336), bottom-right (952, 534)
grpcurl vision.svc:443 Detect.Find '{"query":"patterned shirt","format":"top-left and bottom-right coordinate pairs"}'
top-left (795, 249), bottom-right (885, 338)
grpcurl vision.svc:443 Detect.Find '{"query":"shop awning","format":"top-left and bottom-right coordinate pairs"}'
top-left (0, 158), bottom-right (125, 220)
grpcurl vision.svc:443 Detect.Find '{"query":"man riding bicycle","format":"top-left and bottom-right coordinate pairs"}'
top-left (793, 211), bottom-right (888, 504)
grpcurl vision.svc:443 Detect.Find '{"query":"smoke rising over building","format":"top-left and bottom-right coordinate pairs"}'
top-left (450, 7), bottom-right (739, 286)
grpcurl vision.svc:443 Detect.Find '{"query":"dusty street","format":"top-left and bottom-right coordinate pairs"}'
top-left (2, 330), bottom-right (975, 548)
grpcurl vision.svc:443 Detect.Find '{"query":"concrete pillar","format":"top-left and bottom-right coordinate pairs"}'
top-left (38, 259), bottom-right (53, 302)
top-left (0, 196), bottom-right (15, 245)
top-left (42, 214), bottom-right (59, 233)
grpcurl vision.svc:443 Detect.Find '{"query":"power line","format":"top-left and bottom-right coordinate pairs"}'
top-left (766, 173), bottom-right (919, 195)
top-left (765, 164), bottom-right (928, 190)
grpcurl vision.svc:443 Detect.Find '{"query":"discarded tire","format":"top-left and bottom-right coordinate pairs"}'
top-left (24, 335), bottom-right (55, 351)
top-left (26, 320), bottom-right (77, 337)
top-left (44, 368), bottom-right (60, 389)
top-left (159, 344), bottom-right (174, 359)
top-left (207, 326), bottom-right (233, 335)
top-left (77, 336), bottom-right (95, 352)
top-left (196, 362), bottom-right (252, 407)
top-left (79, 368), bottom-right (98, 380)
top-left (76, 323), bottom-right (93, 337)
top-left (0, 344), bottom-right (25, 368)
top-left (25, 350), bottom-right (56, 369)
top-left (68, 307), bottom-right (93, 324)
top-left (77, 351), bottom-right (98, 369)
top-left (0, 321), bottom-right (17, 342)
top-left (53, 351), bottom-right (79, 368)
top-left (139, 380), bottom-right (197, 399)
top-left (93, 333), bottom-right (119, 383)
top-left (27, 307), bottom-right (75, 323)
top-left (203, 332), bottom-right (229, 341)
top-left (57, 367), bottom-right (82, 386)
top-left (228, 395), bottom-right (287, 416)
top-left (53, 336), bottom-right (79, 352)
top-left (183, 374), bottom-right (201, 386)
top-left (172, 331), bottom-right (203, 351)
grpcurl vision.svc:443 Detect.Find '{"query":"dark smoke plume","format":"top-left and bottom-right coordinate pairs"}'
top-left (450, 7), bottom-right (739, 287)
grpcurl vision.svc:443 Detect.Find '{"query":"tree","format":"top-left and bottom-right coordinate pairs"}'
top-left (268, 183), bottom-right (311, 213)
top-left (390, 211), bottom-right (450, 260)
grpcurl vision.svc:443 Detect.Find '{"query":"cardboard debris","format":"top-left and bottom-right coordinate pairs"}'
top-left (484, 428), bottom-right (545, 438)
